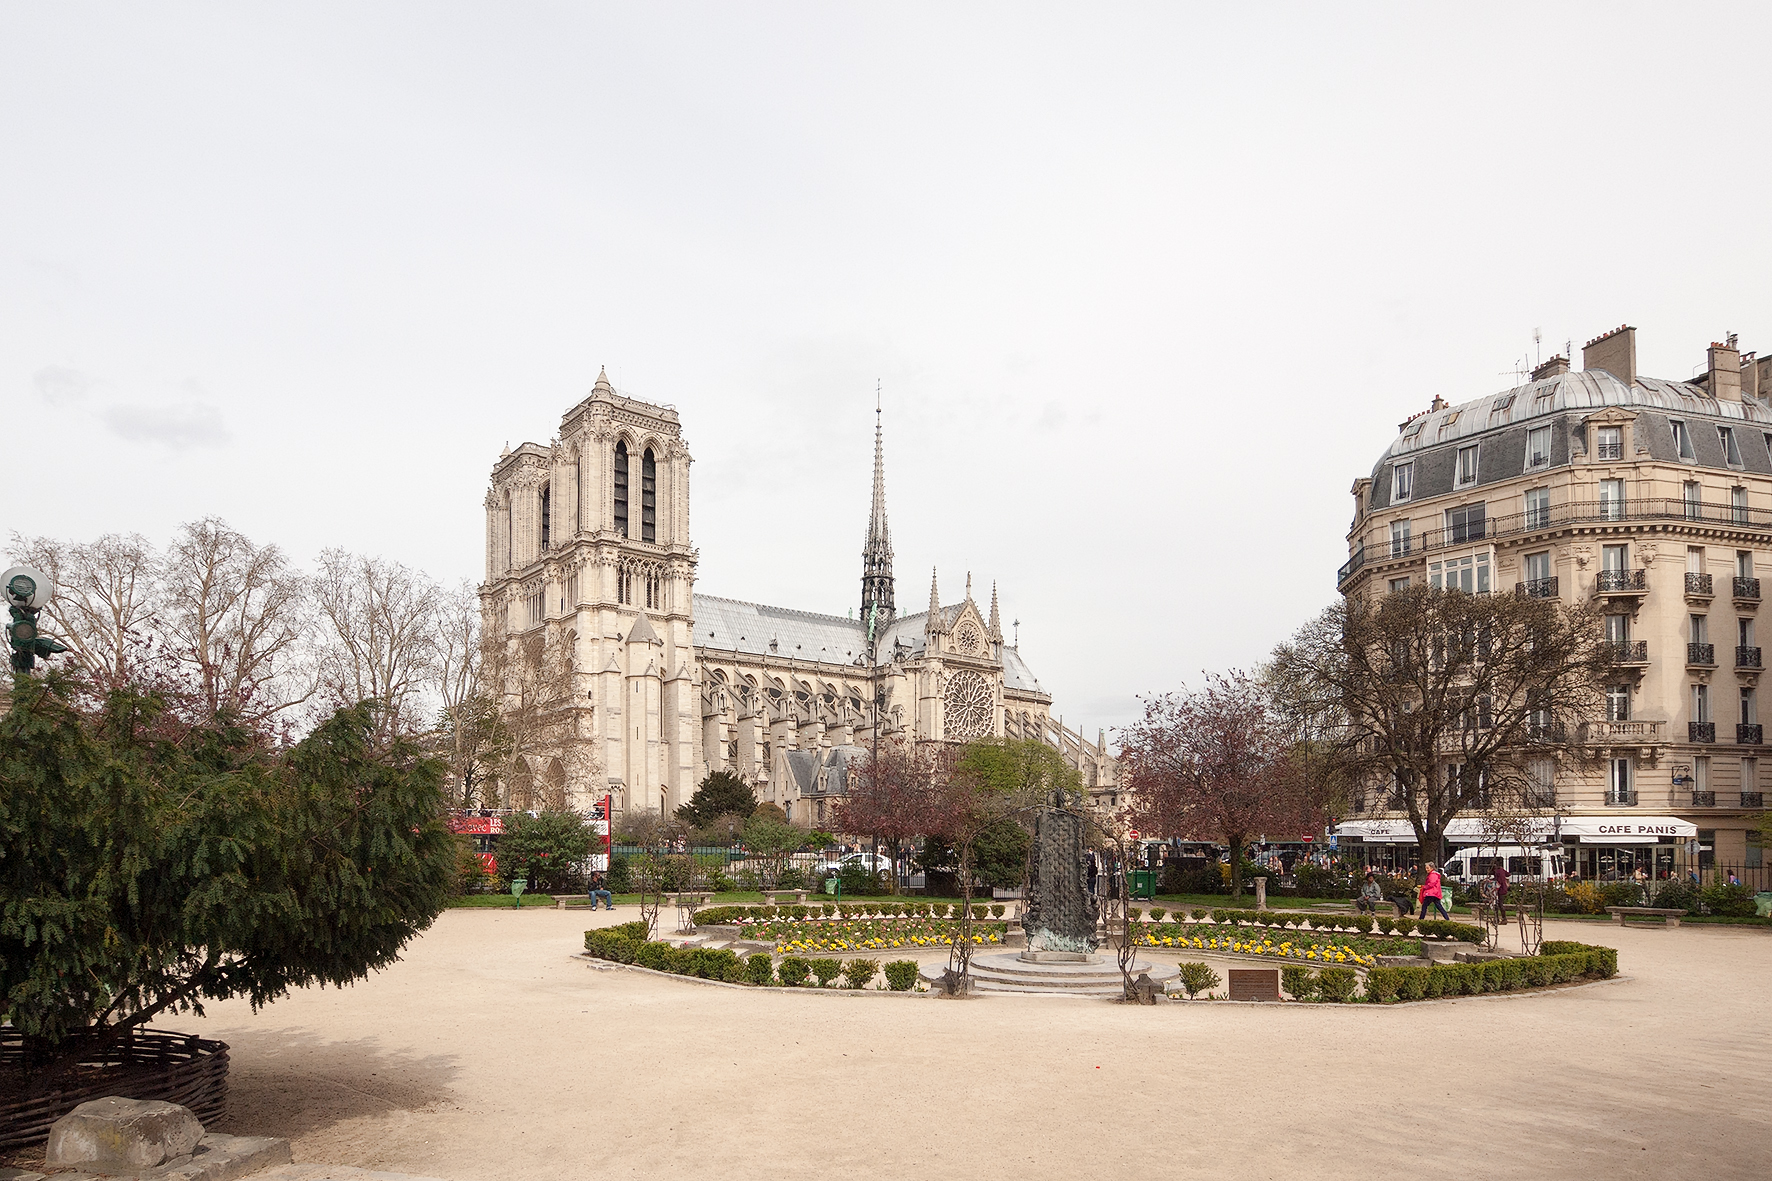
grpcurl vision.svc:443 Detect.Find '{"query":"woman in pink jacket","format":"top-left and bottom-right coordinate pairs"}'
top-left (1418, 863), bottom-right (1450, 920)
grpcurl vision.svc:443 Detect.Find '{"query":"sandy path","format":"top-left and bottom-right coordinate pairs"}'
top-left (184, 908), bottom-right (1772, 1181)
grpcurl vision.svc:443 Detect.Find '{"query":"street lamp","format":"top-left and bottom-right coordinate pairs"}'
top-left (5, 566), bottom-right (70, 672)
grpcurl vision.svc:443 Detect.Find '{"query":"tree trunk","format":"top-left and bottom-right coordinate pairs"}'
top-left (1228, 834), bottom-right (1245, 899)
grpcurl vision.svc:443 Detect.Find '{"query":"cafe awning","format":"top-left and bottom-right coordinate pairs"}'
top-left (1333, 816), bottom-right (1697, 845)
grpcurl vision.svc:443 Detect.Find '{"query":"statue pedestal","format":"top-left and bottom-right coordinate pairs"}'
top-left (1019, 950), bottom-right (1101, 965)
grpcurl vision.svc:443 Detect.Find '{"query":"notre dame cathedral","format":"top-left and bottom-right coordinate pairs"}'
top-left (481, 369), bottom-right (1115, 824)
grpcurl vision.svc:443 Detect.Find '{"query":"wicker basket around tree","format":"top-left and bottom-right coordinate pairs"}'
top-left (0, 1027), bottom-right (229, 1150)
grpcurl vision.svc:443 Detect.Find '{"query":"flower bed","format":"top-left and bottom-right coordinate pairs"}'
top-left (583, 923), bottom-right (922, 990)
top-left (1138, 922), bottom-right (1399, 968)
top-left (760, 918), bottom-right (1009, 953)
top-left (694, 902), bottom-right (1003, 925)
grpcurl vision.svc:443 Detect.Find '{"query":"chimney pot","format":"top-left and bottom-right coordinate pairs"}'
top-left (1708, 337), bottom-right (1743, 402)
top-left (1582, 325), bottom-right (1637, 386)
top-left (1531, 355), bottom-right (1570, 382)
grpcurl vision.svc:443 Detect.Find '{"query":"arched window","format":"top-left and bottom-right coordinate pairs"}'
top-left (641, 448), bottom-right (657, 542)
top-left (613, 441), bottom-right (630, 537)
top-left (539, 483), bottom-right (551, 549)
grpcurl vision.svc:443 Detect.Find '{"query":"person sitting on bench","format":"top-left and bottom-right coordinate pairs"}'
top-left (588, 871), bottom-right (614, 911)
top-left (1356, 870), bottom-right (1386, 913)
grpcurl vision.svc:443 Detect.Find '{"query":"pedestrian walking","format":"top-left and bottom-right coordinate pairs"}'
top-left (1418, 863), bottom-right (1450, 921)
top-left (1492, 861), bottom-right (1510, 923)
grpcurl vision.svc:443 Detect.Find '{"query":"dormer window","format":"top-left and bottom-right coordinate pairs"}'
top-left (1490, 394), bottom-right (1515, 424)
top-left (1596, 426), bottom-right (1623, 461)
top-left (1401, 419), bottom-right (1424, 442)
top-left (1393, 462), bottom-right (1414, 502)
top-left (1526, 426), bottom-right (1551, 469)
top-left (1672, 419), bottom-right (1695, 461)
top-left (1720, 426), bottom-right (1743, 467)
top-left (1456, 444), bottom-right (1479, 487)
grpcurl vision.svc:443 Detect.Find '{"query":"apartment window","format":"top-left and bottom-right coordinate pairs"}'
top-left (1734, 486), bottom-right (1750, 525)
top-left (538, 483), bottom-right (551, 549)
top-left (1596, 426), bottom-right (1623, 460)
top-left (1490, 393), bottom-right (1516, 421)
top-left (1430, 553), bottom-right (1490, 593)
top-left (613, 441), bottom-right (630, 536)
top-left (1671, 419), bottom-right (1695, 461)
top-left (1528, 758), bottom-right (1555, 805)
top-left (1741, 618), bottom-right (1755, 649)
top-left (1684, 481), bottom-right (1703, 520)
top-left (1693, 756), bottom-right (1709, 793)
top-left (1608, 758), bottom-right (1633, 802)
top-left (1694, 683), bottom-right (1711, 723)
top-left (1689, 546), bottom-right (1706, 574)
top-left (1744, 758), bottom-right (1759, 800)
top-left (1602, 543), bottom-right (1629, 573)
top-left (1751, 828), bottom-right (1764, 870)
top-left (1692, 614), bottom-right (1709, 643)
top-left (1524, 551), bottom-right (1551, 583)
top-left (1456, 444), bottom-right (1479, 486)
top-left (1445, 502), bottom-right (1486, 544)
top-left (640, 448), bottom-right (658, 543)
top-left (1392, 462), bottom-right (1413, 502)
top-left (1721, 426), bottom-right (1743, 466)
top-left (1390, 518), bottom-right (1412, 557)
top-left (1401, 419), bottom-right (1424, 442)
top-left (1524, 486), bottom-right (1550, 530)
top-left (1599, 478), bottom-right (1626, 521)
top-left (1605, 614), bottom-right (1630, 643)
top-left (1526, 426), bottom-right (1551, 469)
top-left (1605, 684), bottom-right (1631, 722)
top-left (1739, 550), bottom-right (1754, 579)
top-left (1742, 687), bottom-right (1757, 727)
top-left (1388, 577), bottom-right (1410, 594)
top-left (1438, 411), bottom-right (1461, 441)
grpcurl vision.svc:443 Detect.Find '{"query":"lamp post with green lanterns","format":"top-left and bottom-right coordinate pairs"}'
top-left (5, 566), bottom-right (71, 673)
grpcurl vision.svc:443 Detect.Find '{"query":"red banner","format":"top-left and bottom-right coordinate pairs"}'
top-left (447, 815), bottom-right (505, 835)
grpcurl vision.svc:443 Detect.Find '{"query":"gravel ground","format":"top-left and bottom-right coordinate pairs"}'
top-left (178, 907), bottom-right (1770, 1180)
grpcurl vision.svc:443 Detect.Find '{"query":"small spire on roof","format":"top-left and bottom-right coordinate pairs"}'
top-left (988, 582), bottom-right (1002, 642)
top-left (594, 366), bottom-right (613, 395)
top-left (925, 568), bottom-right (944, 636)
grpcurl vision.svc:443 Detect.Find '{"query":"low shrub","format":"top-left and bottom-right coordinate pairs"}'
top-left (1364, 968), bottom-right (1400, 1003)
top-left (1648, 879), bottom-right (1698, 911)
top-left (809, 957), bottom-right (844, 987)
top-left (843, 958), bottom-right (878, 989)
top-left (635, 940), bottom-right (673, 971)
top-left (746, 953), bottom-right (775, 986)
top-left (776, 956), bottom-right (811, 987)
top-left (1148, 907), bottom-right (1166, 922)
top-left (1175, 962), bottom-right (1221, 999)
top-left (821, 903), bottom-right (836, 917)
top-left (1128, 908), bottom-right (1143, 922)
top-left (1700, 880), bottom-right (1758, 917)
top-left (1280, 965), bottom-right (1319, 1001)
top-left (932, 903), bottom-right (951, 918)
top-left (1417, 919), bottom-right (1485, 943)
top-left (1161, 861), bottom-right (1226, 895)
top-left (990, 904), bottom-right (1005, 919)
top-left (1349, 915), bottom-right (1374, 935)
top-left (1317, 966), bottom-right (1357, 1002)
top-left (883, 960), bottom-right (919, 991)
top-left (1373, 916), bottom-right (1395, 935)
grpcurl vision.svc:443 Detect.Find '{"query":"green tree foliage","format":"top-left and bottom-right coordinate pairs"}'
top-left (495, 811), bottom-right (593, 892)
top-left (0, 674), bottom-right (456, 1074)
top-left (740, 811), bottom-right (808, 888)
top-left (676, 769), bottom-right (757, 829)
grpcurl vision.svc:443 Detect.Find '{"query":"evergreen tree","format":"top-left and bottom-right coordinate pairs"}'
top-left (676, 769), bottom-right (757, 828)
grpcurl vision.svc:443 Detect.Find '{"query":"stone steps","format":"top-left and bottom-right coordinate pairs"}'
top-left (948, 952), bottom-right (1178, 997)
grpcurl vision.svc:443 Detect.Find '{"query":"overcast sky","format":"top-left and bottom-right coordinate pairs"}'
top-left (6, 3), bottom-right (1772, 742)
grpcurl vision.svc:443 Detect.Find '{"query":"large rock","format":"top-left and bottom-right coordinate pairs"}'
top-left (46, 1097), bottom-right (205, 1172)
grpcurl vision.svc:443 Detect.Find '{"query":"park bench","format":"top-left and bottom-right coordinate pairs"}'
top-left (761, 890), bottom-right (809, 907)
top-left (1605, 906), bottom-right (1686, 928)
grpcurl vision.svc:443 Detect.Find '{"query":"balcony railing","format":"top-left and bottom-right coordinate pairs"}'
top-left (1516, 577), bottom-right (1558, 598)
top-left (1692, 791), bottom-right (1717, 807)
top-left (1735, 576), bottom-right (1761, 601)
top-left (1597, 441), bottom-right (1624, 460)
top-left (1583, 719), bottom-right (1664, 743)
top-left (1686, 572), bottom-right (1715, 597)
top-left (1738, 724), bottom-right (1763, 744)
top-left (1596, 569), bottom-right (1648, 594)
top-left (1690, 721), bottom-right (1717, 743)
top-left (1345, 497), bottom-right (1772, 570)
top-left (1744, 791), bottom-right (1765, 808)
top-left (1688, 642), bottom-right (1716, 666)
top-left (1604, 639), bottom-right (1648, 665)
top-left (1605, 789), bottom-right (1638, 807)
top-left (1738, 646), bottom-right (1763, 669)
top-left (1336, 545), bottom-right (1366, 587)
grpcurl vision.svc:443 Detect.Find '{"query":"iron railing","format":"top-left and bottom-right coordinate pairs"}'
top-left (1692, 791), bottom-right (1717, 807)
top-left (1738, 646), bottom-right (1762, 669)
top-left (1337, 545), bottom-right (1365, 585)
top-left (1583, 719), bottom-right (1664, 742)
top-left (1744, 791), bottom-right (1765, 808)
top-left (1604, 789), bottom-right (1638, 807)
top-left (1735, 576), bottom-right (1762, 600)
top-left (1738, 724), bottom-right (1763, 745)
top-left (1688, 642), bottom-right (1716, 666)
top-left (1596, 569), bottom-right (1648, 594)
top-left (1686, 572), bottom-right (1714, 596)
top-left (1516, 577), bottom-right (1558, 598)
top-left (1603, 640), bottom-right (1648, 664)
top-left (1690, 721), bottom-right (1717, 743)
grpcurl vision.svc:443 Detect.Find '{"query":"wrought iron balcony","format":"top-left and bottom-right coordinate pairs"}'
top-left (1692, 791), bottom-right (1717, 807)
top-left (1689, 721), bottom-right (1717, 743)
top-left (1738, 724), bottom-right (1763, 744)
top-left (1686, 572), bottom-right (1714, 598)
top-left (1596, 569), bottom-right (1647, 595)
top-left (1603, 640), bottom-right (1648, 665)
top-left (1526, 722), bottom-right (1568, 743)
top-left (1604, 789), bottom-right (1638, 807)
top-left (1744, 791), bottom-right (1765, 808)
top-left (1735, 576), bottom-right (1761, 601)
top-left (1583, 719), bottom-right (1664, 743)
top-left (1688, 642), bottom-right (1716, 666)
top-left (1337, 545), bottom-right (1366, 588)
top-left (1737, 646), bottom-right (1762, 669)
top-left (1516, 577), bottom-right (1558, 599)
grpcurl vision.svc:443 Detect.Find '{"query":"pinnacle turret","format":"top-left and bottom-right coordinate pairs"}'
top-left (860, 387), bottom-right (896, 625)
top-left (925, 567), bottom-right (944, 636)
top-left (988, 581), bottom-right (1002, 642)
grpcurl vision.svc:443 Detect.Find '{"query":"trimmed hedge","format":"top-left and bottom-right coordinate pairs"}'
top-left (1317, 967), bottom-right (1358, 1002)
top-left (1363, 941), bottom-right (1617, 1004)
top-left (882, 960), bottom-right (919, 991)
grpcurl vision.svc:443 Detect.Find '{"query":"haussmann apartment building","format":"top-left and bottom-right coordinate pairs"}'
top-left (1334, 324), bottom-right (1772, 888)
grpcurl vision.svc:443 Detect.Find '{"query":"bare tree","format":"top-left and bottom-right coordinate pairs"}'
top-left (310, 549), bottom-right (441, 740)
top-left (481, 623), bottom-right (597, 811)
top-left (1271, 583), bottom-right (1609, 873)
top-left (159, 517), bottom-right (311, 727)
top-left (432, 581), bottom-right (503, 806)
top-left (7, 532), bottom-right (159, 690)
top-left (1120, 672), bottom-right (1321, 899)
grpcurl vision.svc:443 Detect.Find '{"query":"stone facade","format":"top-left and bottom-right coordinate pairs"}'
top-left (481, 370), bottom-right (1115, 825)
top-left (1336, 327), bottom-right (1772, 880)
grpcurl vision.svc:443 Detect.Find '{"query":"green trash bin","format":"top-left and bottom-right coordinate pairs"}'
top-left (1755, 892), bottom-right (1772, 918)
top-left (1130, 869), bottom-right (1157, 900)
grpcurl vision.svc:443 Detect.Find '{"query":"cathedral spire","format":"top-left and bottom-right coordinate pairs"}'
top-left (988, 581), bottom-right (1002, 643)
top-left (860, 382), bottom-right (896, 624)
top-left (925, 567), bottom-right (943, 636)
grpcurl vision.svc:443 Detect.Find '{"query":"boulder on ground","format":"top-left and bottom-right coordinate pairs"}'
top-left (45, 1096), bottom-right (205, 1172)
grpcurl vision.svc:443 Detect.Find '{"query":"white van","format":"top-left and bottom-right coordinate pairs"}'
top-left (1443, 846), bottom-right (1565, 883)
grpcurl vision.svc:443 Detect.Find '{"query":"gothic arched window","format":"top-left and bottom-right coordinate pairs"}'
top-left (539, 483), bottom-right (551, 549)
top-left (641, 448), bottom-right (657, 542)
top-left (613, 441), bottom-right (630, 537)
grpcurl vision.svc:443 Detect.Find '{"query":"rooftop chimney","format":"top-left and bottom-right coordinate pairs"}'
top-left (1531, 355), bottom-right (1570, 382)
top-left (1582, 324), bottom-right (1637, 386)
top-left (1708, 336), bottom-right (1742, 402)
top-left (1430, 395), bottom-right (1448, 411)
